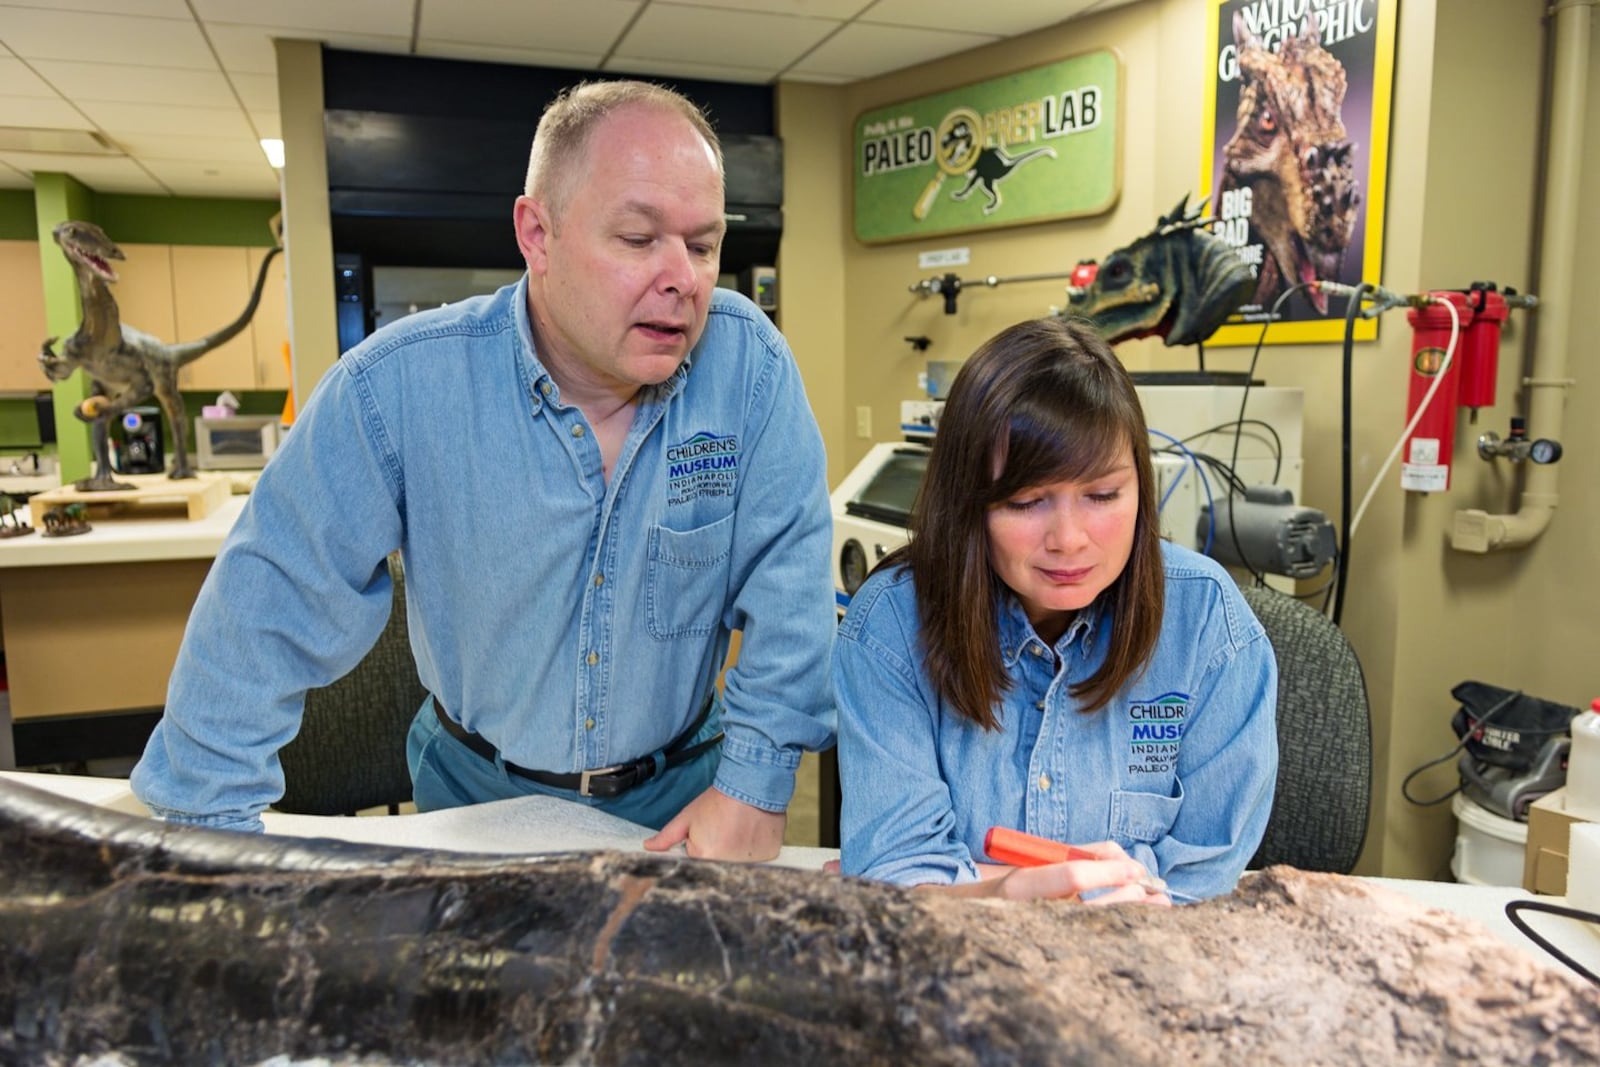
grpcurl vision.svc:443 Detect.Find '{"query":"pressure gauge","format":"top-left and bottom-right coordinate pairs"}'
top-left (840, 539), bottom-right (869, 596)
top-left (1530, 439), bottom-right (1562, 464)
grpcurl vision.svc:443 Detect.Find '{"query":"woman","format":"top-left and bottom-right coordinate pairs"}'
top-left (834, 317), bottom-right (1277, 904)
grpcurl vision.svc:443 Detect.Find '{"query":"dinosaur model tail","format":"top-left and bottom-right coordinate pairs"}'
top-left (169, 244), bottom-right (283, 368)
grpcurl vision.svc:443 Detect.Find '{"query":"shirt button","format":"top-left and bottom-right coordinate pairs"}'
top-left (571, 424), bottom-right (585, 438)
top-left (540, 381), bottom-right (553, 397)
top-left (1038, 774), bottom-right (1051, 791)
top-left (586, 651), bottom-right (599, 666)
top-left (1035, 699), bottom-right (1046, 712)
top-left (593, 573), bottom-right (604, 587)
top-left (1031, 644), bottom-right (1046, 658)
top-left (585, 718), bottom-right (595, 730)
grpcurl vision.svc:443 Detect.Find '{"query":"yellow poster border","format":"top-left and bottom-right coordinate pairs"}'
top-left (1198, 0), bottom-right (1398, 346)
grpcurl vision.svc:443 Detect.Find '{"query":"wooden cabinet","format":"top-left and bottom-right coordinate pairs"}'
top-left (0, 240), bottom-right (48, 393)
top-left (249, 245), bottom-right (290, 391)
top-left (113, 243), bottom-right (178, 345)
top-left (174, 245), bottom-right (256, 392)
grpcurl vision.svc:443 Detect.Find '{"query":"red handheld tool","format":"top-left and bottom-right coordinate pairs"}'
top-left (984, 826), bottom-right (1168, 895)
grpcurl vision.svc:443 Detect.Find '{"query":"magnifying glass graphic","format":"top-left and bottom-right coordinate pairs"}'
top-left (913, 107), bottom-right (982, 222)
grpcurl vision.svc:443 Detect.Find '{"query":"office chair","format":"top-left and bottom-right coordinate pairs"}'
top-left (275, 556), bottom-right (425, 816)
top-left (1240, 583), bottom-right (1372, 874)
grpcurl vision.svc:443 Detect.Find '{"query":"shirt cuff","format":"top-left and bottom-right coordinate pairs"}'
top-left (712, 733), bottom-right (799, 813)
top-left (145, 802), bottom-right (265, 835)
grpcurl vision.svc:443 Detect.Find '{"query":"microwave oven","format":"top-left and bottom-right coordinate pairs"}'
top-left (194, 415), bottom-right (282, 470)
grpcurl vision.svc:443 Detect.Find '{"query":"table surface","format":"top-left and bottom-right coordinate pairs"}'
top-left (4, 769), bottom-right (1598, 981)
top-left (0, 493), bottom-right (246, 567)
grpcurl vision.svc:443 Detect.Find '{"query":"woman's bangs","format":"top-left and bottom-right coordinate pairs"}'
top-left (992, 398), bottom-right (1128, 499)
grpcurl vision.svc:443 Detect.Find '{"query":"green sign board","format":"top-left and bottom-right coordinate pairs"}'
top-left (853, 50), bottom-right (1122, 244)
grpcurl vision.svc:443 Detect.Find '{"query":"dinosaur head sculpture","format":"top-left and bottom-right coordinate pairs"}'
top-left (1063, 196), bottom-right (1255, 347)
top-left (1221, 14), bottom-right (1360, 315)
top-left (52, 220), bottom-right (124, 284)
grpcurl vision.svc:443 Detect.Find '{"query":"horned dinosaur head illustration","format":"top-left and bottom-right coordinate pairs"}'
top-left (1063, 196), bottom-right (1255, 347)
top-left (1221, 13), bottom-right (1360, 315)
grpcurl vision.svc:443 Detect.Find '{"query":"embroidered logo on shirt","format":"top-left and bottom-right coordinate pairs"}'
top-left (1127, 691), bottom-right (1189, 775)
top-left (666, 431), bottom-right (740, 506)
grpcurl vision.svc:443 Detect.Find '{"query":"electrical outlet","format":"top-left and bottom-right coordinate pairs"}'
top-left (856, 406), bottom-right (873, 439)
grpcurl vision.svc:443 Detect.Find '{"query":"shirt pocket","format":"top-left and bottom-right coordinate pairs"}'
top-left (646, 514), bottom-right (735, 639)
top-left (1109, 785), bottom-right (1184, 844)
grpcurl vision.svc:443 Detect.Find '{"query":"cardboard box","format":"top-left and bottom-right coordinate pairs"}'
top-left (1523, 787), bottom-right (1596, 895)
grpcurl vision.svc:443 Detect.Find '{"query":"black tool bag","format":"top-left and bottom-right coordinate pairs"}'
top-left (1450, 681), bottom-right (1578, 771)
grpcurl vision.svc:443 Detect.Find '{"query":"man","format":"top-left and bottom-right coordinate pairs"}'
top-left (130, 81), bottom-right (836, 862)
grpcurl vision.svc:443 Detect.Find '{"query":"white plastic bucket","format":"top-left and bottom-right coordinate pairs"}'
top-left (1451, 793), bottom-right (1529, 887)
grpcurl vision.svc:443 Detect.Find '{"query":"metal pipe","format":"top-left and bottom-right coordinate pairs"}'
top-left (1451, 0), bottom-right (1591, 552)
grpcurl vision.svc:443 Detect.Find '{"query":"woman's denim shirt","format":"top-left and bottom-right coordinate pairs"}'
top-left (132, 281), bottom-right (836, 831)
top-left (835, 540), bottom-right (1277, 902)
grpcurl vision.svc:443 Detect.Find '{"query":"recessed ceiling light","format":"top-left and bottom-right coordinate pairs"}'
top-left (260, 138), bottom-right (285, 168)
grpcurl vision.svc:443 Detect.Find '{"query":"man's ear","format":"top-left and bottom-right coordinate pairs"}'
top-left (513, 195), bottom-right (553, 275)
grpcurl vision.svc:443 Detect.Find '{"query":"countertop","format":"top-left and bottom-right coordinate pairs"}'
top-left (0, 492), bottom-right (247, 567)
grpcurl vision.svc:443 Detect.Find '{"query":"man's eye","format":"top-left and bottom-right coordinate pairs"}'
top-left (620, 235), bottom-right (651, 247)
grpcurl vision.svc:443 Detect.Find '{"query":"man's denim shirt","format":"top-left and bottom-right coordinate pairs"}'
top-left (133, 281), bottom-right (836, 831)
top-left (834, 541), bottom-right (1277, 902)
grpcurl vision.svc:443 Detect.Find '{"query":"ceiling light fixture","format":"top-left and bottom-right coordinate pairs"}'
top-left (0, 128), bottom-right (121, 155)
top-left (260, 138), bottom-right (285, 168)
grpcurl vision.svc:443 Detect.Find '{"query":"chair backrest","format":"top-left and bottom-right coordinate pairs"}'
top-left (1240, 584), bottom-right (1372, 874)
top-left (276, 556), bottom-right (425, 816)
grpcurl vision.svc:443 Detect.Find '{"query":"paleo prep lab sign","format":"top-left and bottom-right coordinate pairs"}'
top-left (853, 50), bottom-right (1122, 244)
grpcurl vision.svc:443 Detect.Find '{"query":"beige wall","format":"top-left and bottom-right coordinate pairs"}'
top-left (779, 0), bottom-right (1597, 877)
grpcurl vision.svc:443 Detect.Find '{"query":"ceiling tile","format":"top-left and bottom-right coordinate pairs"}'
top-left (114, 132), bottom-right (266, 163)
top-left (616, 5), bottom-right (838, 69)
top-left (76, 100), bottom-right (253, 138)
top-left (419, 0), bottom-right (639, 53)
top-left (226, 71), bottom-right (278, 111)
top-left (0, 151), bottom-right (167, 193)
top-left (192, 0), bottom-right (413, 37)
top-left (22, 1), bottom-right (192, 16)
top-left (788, 22), bottom-right (999, 79)
top-left (654, 0), bottom-right (872, 16)
top-left (206, 23), bottom-right (411, 75)
top-left (0, 7), bottom-right (214, 69)
top-left (30, 60), bottom-right (232, 106)
top-left (0, 56), bottom-right (59, 97)
top-left (247, 110), bottom-right (281, 140)
top-left (415, 41), bottom-right (603, 71)
top-left (0, 95), bottom-right (92, 129)
top-left (861, 0), bottom-right (1098, 35)
top-left (604, 55), bottom-right (775, 85)
top-left (139, 156), bottom-right (279, 197)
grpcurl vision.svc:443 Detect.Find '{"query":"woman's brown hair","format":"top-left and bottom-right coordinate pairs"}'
top-left (890, 317), bottom-right (1164, 728)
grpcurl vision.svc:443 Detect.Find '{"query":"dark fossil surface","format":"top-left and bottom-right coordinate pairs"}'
top-left (2, 776), bottom-right (1596, 1066)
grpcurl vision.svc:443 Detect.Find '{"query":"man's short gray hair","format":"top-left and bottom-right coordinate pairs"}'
top-left (523, 80), bottom-right (724, 218)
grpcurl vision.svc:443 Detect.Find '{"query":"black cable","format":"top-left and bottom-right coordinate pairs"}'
top-left (1504, 900), bottom-right (1600, 984)
top-left (1196, 338), bottom-right (1206, 373)
top-left (1225, 284), bottom-right (1310, 586)
top-left (1175, 420), bottom-right (1284, 482)
top-left (1400, 688), bottom-right (1522, 807)
top-left (1331, 283), bottom-right (1372, 627)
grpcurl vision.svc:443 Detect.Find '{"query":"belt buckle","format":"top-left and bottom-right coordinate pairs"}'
top-left (579, 764), bottom-right (627, 798)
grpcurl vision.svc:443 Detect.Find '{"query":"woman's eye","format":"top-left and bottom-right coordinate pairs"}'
top-left (1087, 490), bottom-right (1121, 504)
top-left (1005, 497), bottom-right (1042, 511)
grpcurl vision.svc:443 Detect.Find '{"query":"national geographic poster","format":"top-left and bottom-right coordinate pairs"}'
top-left (1199, 0), bottom-right (1396, 345)
top-left (853, 50), bottom-right (1122, 244)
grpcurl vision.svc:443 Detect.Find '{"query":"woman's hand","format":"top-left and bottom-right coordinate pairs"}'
top-left (945, 840), bottom-right (1171, 905)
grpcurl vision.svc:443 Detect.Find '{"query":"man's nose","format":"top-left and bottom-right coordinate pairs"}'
top-left (658, 241), bottom-right (699, 296)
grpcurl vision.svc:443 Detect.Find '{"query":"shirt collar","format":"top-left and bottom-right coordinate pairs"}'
top-left (997, 591), bottom-right (1103, 667)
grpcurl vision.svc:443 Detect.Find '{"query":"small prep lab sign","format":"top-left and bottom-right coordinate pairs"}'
top-left (853, 50), bottom-right (1122, 245)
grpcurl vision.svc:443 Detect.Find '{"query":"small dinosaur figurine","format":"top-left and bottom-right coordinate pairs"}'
top-left (1063, 195), bottom-right (1256, 347)
top-left (39, 221), bottom-right (281, 492)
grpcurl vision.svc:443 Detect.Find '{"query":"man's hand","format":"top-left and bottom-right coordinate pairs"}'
top-left (643, 786), bottom-right (786, 862)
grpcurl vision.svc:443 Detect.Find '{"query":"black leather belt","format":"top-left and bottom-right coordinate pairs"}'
top-left (431, 696), bottom-right (722, 799)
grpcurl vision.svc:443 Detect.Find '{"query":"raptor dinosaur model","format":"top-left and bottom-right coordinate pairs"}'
top-left (39, 220), bottom-right (281, 492)
top-left (1, 778), bottom-right (1597, 1065)
top-left (950, 145), bottom-right (1057, 215)
top-left (1062, 195), bottom-right (1256, 346)
top-left (1218, 12), bottom-right (1360, 316)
